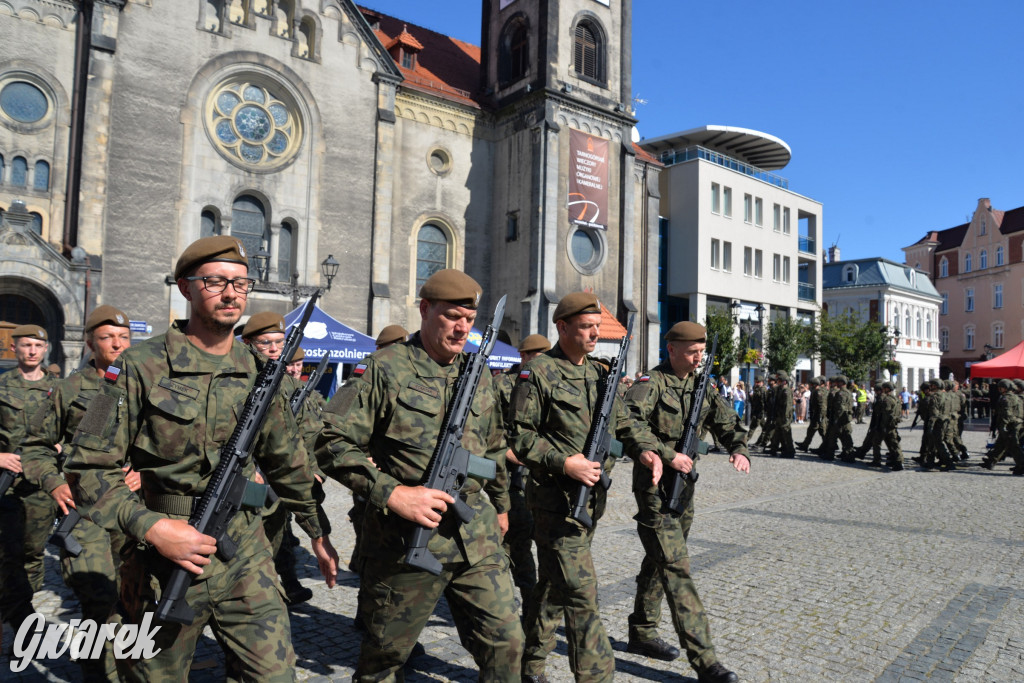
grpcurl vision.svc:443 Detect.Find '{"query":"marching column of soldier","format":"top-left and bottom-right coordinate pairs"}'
top-left (3, 234), bottom-right (1021, 682)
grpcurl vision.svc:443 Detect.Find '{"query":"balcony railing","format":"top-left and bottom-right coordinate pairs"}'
top-left (656, 145), bottom-right (789, 189)
top-left (798, 235), bottom-right (816, 254)
top-left (798, 282), bottom-right (816, 301)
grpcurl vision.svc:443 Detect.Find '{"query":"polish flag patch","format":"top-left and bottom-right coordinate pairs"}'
top-left (353, 364), bottom-right (367, 376)
top-left (638, 375), bottom-right (650, 382)
top-left (519, 370), bottom-right (531, 380)
top-left (104, 366), bottom-right (121, 382)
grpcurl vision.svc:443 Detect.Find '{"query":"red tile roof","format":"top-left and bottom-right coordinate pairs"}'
top-left (385, 25), bottom-right (424, 52)
top-left (598, 303), bottom-right (628, 340)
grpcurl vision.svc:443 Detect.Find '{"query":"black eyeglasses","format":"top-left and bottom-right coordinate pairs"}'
top-left (184, 276), bottom-right (256, 294)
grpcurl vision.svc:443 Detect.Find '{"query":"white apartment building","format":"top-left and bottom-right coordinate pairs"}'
top-left (822, 257), bottom-right (942, 391)
top-left (639, 126), bottom-right (823, 381)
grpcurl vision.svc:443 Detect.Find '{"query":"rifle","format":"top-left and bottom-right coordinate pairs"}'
top-left (664, 334), bottom-right (718, 515)
top-left (569, 314), bottom-right (635, 529)
top-left (290, 352), bottom-right (331, 416)
top-left (0, 447), bottom-right (20, 498)
top-left (907, 413), bottom-right (919, 430)
top-left (404, 295), bottom-right (506, 575)
top-left (155, 292), bottom-right (319, 625)
top-left (49, 508), bottom-right (83, 556)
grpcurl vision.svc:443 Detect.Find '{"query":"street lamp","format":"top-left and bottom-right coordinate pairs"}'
top-left (732, 300), bottom-right (766, 389)
top-left (251, 249), bottom-right (342, 307)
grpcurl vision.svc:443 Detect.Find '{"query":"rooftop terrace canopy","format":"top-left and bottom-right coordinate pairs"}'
top-left (640, 125), bottom-right (792, 170)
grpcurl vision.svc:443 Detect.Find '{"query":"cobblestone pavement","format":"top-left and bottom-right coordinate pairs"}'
top-left (4, 421), bottom-right (1022, 681)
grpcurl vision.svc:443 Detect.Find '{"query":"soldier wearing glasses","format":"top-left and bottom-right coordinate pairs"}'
top-left (64, 236), bottom-right (338, 681)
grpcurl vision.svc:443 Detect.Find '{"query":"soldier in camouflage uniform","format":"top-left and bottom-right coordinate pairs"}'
top-left (493, 333), bottom-right (551, 599)
top-left (755, 374), bottom-right (776, 449)
top-left (509, 292), bottom-right (666, 682)
top-left (919, 379), bottom-right (957, 471)
top-left (623, 321), bottom-right (746, 683)
top-left (852, 381), bottom-right (885, 461)
top-left (20, 307), bottom-right (140, 681)
top-left (818, 376), bottom-right (854, 461)
top-left (944, 380), bottom-right (970, 461)
top-left (747, 377), bottom-right (767, 442)
top-left (797, 377), bottom-right (828, 452)
top-left (869, 382), bottom-right (904, 470)
top-left (316, 270), bottom-right (524, 682)
top-left (767, 371), bottom-right (796, 457)
top-left (0, 324), bottom-right (60, 636)
top-left (982, 380), bottom-right (1023, 475)
top-left (64, 236), bottom-right (338, 681)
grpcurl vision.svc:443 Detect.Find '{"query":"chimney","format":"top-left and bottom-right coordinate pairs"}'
top-left (827, 245), bottom-right (841, 263)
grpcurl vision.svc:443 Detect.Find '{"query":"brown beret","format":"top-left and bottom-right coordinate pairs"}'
top-left (174, 235), bottom-right (249, 280)
top-left (418, 269), bottom-right (482, 309)
top-left (11, 324), bottom-right (47, 340)
top-left (241, 311), bottom-right (286, 338)
top-left (376, 324), bottom-right (408, 347)
top-left (552, 292), bottom-right (601, 323)
top-left (289, 346), bottom-right (305, 363)
top-left (664, 321), bottom-right (706, 343)
top-left (518, 334), bottom-right (551, 354)
top-left (85, 305), bottom-right (130, 333)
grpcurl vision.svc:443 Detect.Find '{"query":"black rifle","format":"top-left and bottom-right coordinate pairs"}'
top-left (155, 292), bottom-right (319, 625)
top-left (0, 445), bottom-right (19, 498)
top-left (664, 334), bottom-right (718, 515)
top-left (404, 295), bottom-right (506, 575)
top-left (290, 352), bottom-right (331, 416)
top-left (49, 508), bottom-right (83, 556)
top-left (569, 314), bottom-right (635, 529)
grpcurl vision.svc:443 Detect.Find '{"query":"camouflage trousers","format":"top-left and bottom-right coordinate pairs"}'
top-left (821, 423), bottom-right (854, 458)
top-left (502, 482), bottom-right (536, 594)
top-left (357, 549), bottom-right (523, 682)
top-left (0, 487), bottom-right (57, 630)
top-left (628, 489), bottom-right (718, 672)
top-left (116, 521), bottom-right (295, 682)
top-left (769, 421), bottom-right (795, 454)
top-left (858, 429), bottom-right (903, 464)
top-left (61, 515), bottom-right (127, 682)
top-left (522, 510), bottom-right (614, 681)
top-left (797, 420), bottom-right (826, 449)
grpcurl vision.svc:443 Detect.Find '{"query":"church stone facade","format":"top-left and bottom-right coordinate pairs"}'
top-left (0, 0), bottom-right (662, 374)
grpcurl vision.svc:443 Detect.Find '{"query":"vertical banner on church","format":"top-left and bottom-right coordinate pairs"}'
top-left (568, 130), bottom-right (609, 230)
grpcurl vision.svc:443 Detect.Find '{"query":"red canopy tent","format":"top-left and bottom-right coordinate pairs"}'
top-left (968, 340), bottom-right (1024, 379)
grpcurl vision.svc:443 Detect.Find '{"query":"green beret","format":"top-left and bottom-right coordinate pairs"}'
top-left (289, 346), bottom-right (306, 363)
top-left (174, 235), bottom-right (249, 280)
top-left (376, 324), bottom-right (409, 348)
top-left (665, 321), bottom-right (706, 343)
top-left (518, 333), bottom-right (552, 354)
top-left (85, 305), bottom-right (130, 333)
top-left (776, 370), bottom-right (789, 381)
top-left (553, 292), bottom-right (601, 323)
top-left (11, 324), bottom-right (47, 340)
top-left (418, 269), bottom-right (482, 309)
top-left (241, 311), bottom-right (286, 338)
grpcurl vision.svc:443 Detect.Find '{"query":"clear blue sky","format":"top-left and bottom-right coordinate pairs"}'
top-left (364, 1), bottom-right (1024, 261)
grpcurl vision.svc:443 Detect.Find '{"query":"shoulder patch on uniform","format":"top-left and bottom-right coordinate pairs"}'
top-left (103, 365), bottom-right (121, 383)
top-left (353, 363), bottom-right (367, 376)
top-left (519, 369), bottom-right (530, 380)
top-left (638, 375), bottom-right (650, 382)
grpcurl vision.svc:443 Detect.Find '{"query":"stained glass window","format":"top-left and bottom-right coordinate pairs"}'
top-left (232, 195), bottom-right (266, 275)
top-left (416, 224), bottom-right (448, 292)
top-left (11, 157), bottom-right (27, 186)
top-left (33, 161), bottom-right (49, 191)
top-left (206, 78), bottom-right (302, 170)
top-left (0, 82), bottom-right (48, 123)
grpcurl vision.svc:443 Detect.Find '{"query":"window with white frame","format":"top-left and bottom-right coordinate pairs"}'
top-left (754, 249), bottom-right (763, 278)
top-left (782, 207), bottom-right (791, 234)
top-left (904, 308), bottom-right (911, 335)
top-left (965, 326), bottom-right (974, 350)
top-left (980, 249), bottom-right (988, 269)
top-left (783, 256), bottom-right (790, 283)
top-left (723, 187), bottom-right (732, 218)
top-left (915, 311), bottom-right (921, 338)
top-left (711, 183), bottom-right (720, 214)
top-left (941, 292), bottom-right (948, 315)
top-left (980, 217), bottom-right (986, 235)
top-left (994, 322), bottom-right (1004, 348)
top-left (996, 246), bottom-right (1004, 266)
top-left (743, 194), bottom-right (752, 223)
top-left (939, 257), bottom-right (948, 278)
top-left (964, 252), bottom-right (972, 273)
top-left (744, 246), bottom-right (752, 275)
top-left (723, 241), bottom-right (732, 272)
top-left (773, 204), bottom-right (780, 232)
top-left (994, 283), bottom-right (1003, 308)
top-left (926, 313), bottom-right (932, 340)
top-left (965, 288), bottom-right (974, 312)
top-left (773, 253), bottom-right (781, 281)
top-left (754, 197), bottom-right (763, 226)
top-left (710, 238), bottom-right (720, 269)
top-left (940, 327), bottom-right (949, 351)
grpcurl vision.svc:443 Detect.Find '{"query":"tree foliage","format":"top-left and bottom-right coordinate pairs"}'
top-left (764, 316), bottom-right (815, 375)
top-left (817, 310), bottom-right (890, 382)
top-left (703, 307), bottom-right (737, 378)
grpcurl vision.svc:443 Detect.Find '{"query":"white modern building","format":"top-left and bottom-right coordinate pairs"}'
top-left (638, 126), bottom-right (823, 381)
top-left (822, 256), bottom-right (942, 391)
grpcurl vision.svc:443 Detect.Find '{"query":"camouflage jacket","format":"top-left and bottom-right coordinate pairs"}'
top-left (21, 363), bottom-right (105, 495)
top-left (878, 393), bottom-right (901, 431)
top-left (507, 344), bottom-right (663, 521)
top-left (749, 384), bottom-right (767, 416)
top-left (315, 332), bottom-right (510, 566)
top-left (774, 383), bottom-right (794, 420)
top-left (995, 393), bottom-right (1021, 430)
top-left (492, 365), bottom-right (519, 438)
top-left (828, 387), bottom-right (853, 426)
top-left (0, 369), bottom-right (58, 495)
top-left (623, 363), bottom-right (749, 493)
top-left (62, 321), bottom-right (324, 577)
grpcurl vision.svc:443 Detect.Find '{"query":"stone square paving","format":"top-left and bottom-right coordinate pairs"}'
top-left (3, 421), bottom-right (1022, 681)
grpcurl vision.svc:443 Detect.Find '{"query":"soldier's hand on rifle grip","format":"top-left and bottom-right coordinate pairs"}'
top-left (0, 451), bottom-right (23, 473)
top-left (497, 512), bottom-right (509, 538)
top-left (637, 450), bottom-right (663, 486)
top-left (122, 465), bottom-right (142, 492)
top-left (564, 453), bottom-right (602, 486)
top-left (145, 518), bottom-right (217, 575)
top-left (50, 482), bottom-right (77, 516)
top-left (729, 453), bottom-right (750, 473)
top-left (668, 453), bottom-right (694, 474)
top-left (387, 484), bottom-right (455, 527)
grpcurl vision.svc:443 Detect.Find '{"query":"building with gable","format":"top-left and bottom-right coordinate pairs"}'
top-left (0, 0), bottom-right (662, 374)
top-left (902, 197), bottom-right (1024, 380)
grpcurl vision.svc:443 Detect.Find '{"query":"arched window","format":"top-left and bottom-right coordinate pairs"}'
top-left (965, 326), bottom-right (974, 350)
top-left (277, 220), bottom-right (294, 282)
top-left (915, 311), bottom-right (921, 338)
top-left (573, 20), bottom-right (603, 82)
top-left (11, 156), bottom-right (27, 186)
top-left (200, 209), bottom-right (221, 238)
top-left (298, 17), bottom-right (316, 59)
top-left (996, 246), bottom-right (1004, 266)
top-left (939, 257), bottom-right (948, 278)
top-left (228, 0), bottom-right (250, 26)
top-left (416, 224), bottom-right (449, 292)
top-left (499, 16), bottom-right (530, 85)
top-left (980, 249), bottom-right (987, 269)
top-left (904, 309), bottom-right (910, 336)
top-left (964, 252), bottom-right (972, 273)
top-left (231, 194), bottom-right (267, 275)
top-left (29, 212), bottom-right (42, 235)
top-left (926, 313), bottom-right (932, 340)
top-left (202, 0), bottom-right (223, 32)
top-left (33, 160), bottom-right (49, 191)
top-left (275, 0), bottom-right (294, 37)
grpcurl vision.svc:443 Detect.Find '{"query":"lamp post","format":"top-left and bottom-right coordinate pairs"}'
top-left (252, 249), bottom-right (340, 308)
top-left (731, 300), bottom-right (766, 388)
top-left (885, 326), bottom-right (901, 381)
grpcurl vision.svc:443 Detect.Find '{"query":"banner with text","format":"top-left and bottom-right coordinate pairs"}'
top-left (568, 130), bottom-right (609, 230)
